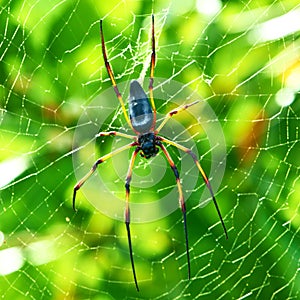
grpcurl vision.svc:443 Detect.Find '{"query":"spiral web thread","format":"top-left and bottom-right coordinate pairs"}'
top-left (0, 1), bottom-right (300, 299)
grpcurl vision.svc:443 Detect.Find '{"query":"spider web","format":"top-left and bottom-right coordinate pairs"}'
top-left (1, 0), bottom-right (300, 299)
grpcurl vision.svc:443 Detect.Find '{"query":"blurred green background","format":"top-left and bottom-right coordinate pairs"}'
top-left (1, 0), bottom-right (300, 299)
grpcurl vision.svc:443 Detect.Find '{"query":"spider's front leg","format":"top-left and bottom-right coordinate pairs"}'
top-left (158, 136), bottom-right (228, 239)
top-left (157, 142), bottom-right (191, 279)
top-left (124, 148), bottom-right (140, 291)
top-left (73, 142), bottom-right (137, 211)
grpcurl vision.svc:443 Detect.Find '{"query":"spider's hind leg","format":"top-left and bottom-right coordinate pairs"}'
top-left (149, 14), bottom-right (156, 130)
top-left (100, 20), bottom-right (134, 131)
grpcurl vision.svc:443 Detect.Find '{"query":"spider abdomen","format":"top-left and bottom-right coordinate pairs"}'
top-left (129, 80), bottom-right (153, 133)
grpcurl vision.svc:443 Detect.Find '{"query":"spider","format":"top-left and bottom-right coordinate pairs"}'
top-left (73, 15), bottom-right (228, 291)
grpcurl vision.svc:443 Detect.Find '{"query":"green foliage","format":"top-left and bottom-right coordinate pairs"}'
top-left (1, 0), bottom-right (300, 299)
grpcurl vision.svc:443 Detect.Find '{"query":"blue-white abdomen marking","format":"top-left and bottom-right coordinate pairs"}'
top-left (129, 80), bottom-right (153, 133)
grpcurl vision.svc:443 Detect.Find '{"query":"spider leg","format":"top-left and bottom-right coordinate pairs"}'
top-left (149, 14), bottom-right (156, 130)
top-left (95, 131), bottom-right (136, 140)
top-left (158, 136), bottom-right (228, 239)
top-left (73, 142), bottom-right (137, 211)
top-left (100, 20), bottom-right (134, 131)
top-left (124, 148), bottom-right (140, 291)
top-left (157, 142), bottom-right (191, 279)
top-left (155, 100), bottom-right (200, 134)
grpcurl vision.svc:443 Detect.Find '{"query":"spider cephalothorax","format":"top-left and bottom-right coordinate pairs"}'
top-left (73, 15), bottom-right (228, 291)
top-left (138, 132), bottom-right (159, 159)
